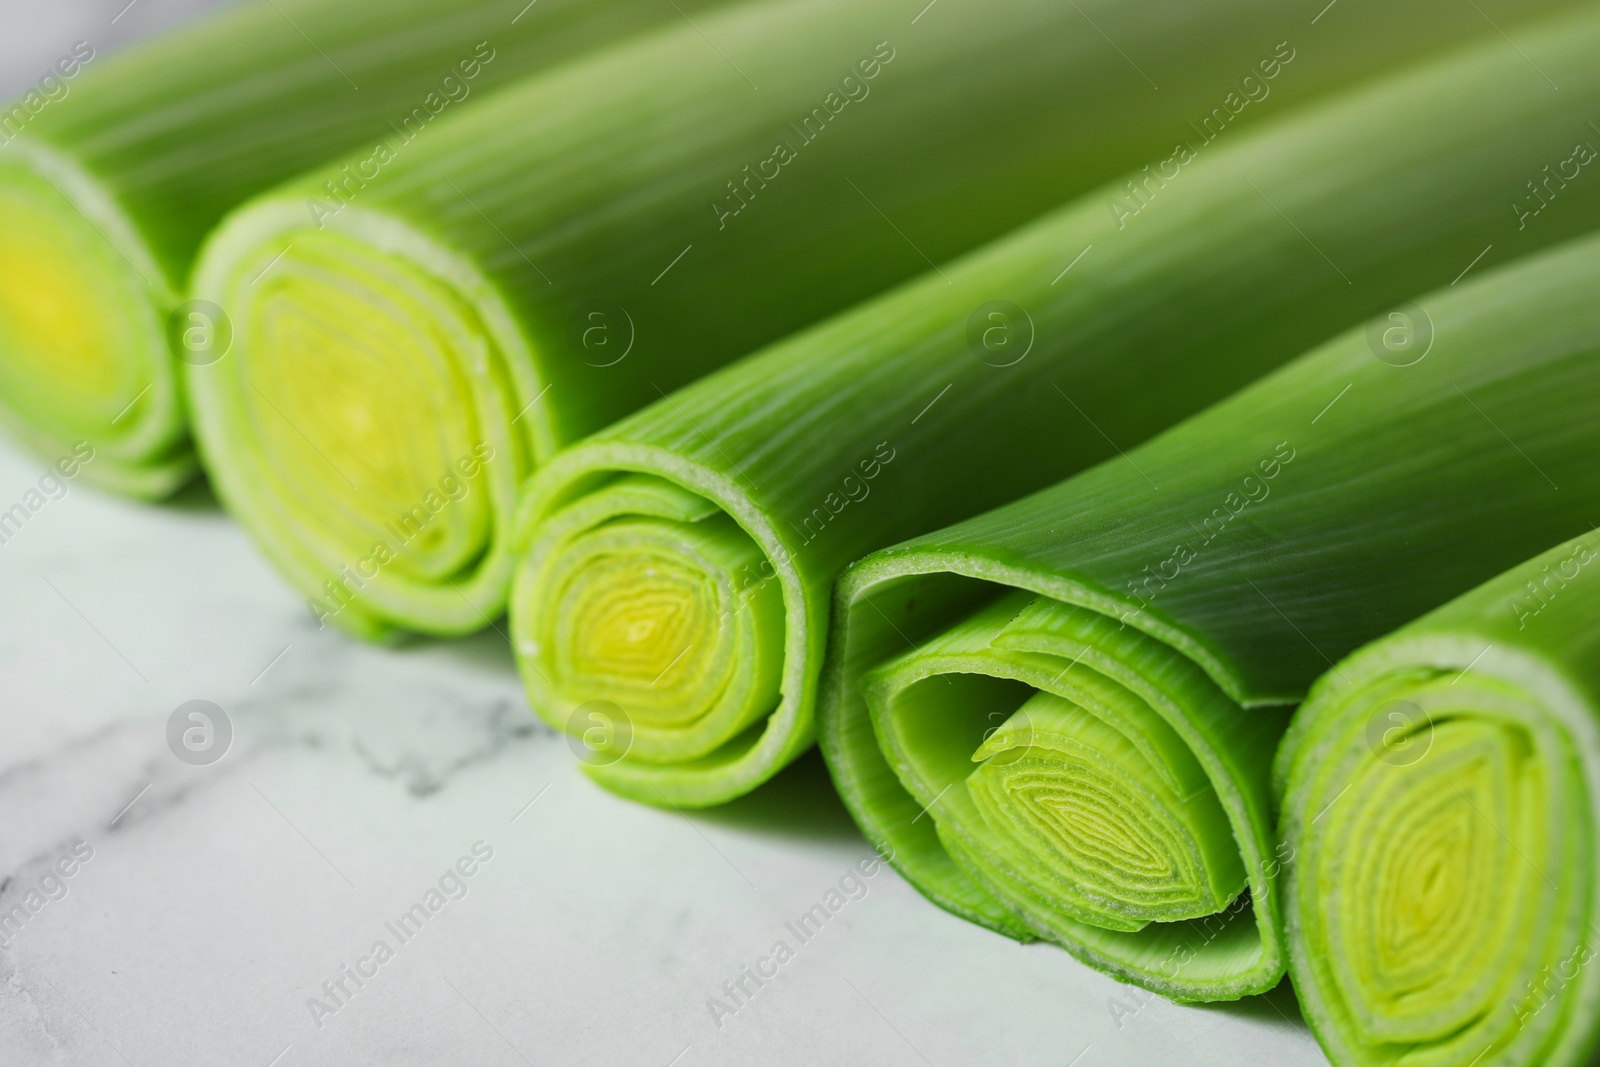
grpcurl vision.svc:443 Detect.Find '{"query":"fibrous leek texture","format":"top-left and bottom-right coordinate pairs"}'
top-left (1277, 530), bottom-right (1600, 1067)
top-left (0, 0), bottom-right (717, 496)
top-left (820, 230), bottom-right (1600, 1001)
top-left (186, 0), bottom-right (1573, 638)
top-left (510, 6), bottom-right (1600, 810)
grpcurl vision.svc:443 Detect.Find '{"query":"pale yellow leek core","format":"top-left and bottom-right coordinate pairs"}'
top-left (966, 690), bottom-right (1242, 929)
top-left (191, 227), bottom-right (522, 636)
top-left (513, 474), bottom-right (785, 766)
top-left (0, 170), bottom-right (150, 445)
top-left (1331, 722), bottom-right (1539, 1041)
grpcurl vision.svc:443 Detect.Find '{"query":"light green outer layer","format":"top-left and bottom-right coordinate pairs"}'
top-left (863, 594), bottom-right (1249, 932)
top-left (515, 474), bottom-right (785, 763)
top-left (860, 591), bottom-right (1287, 996)
top-left (513, 444), bottom-right (816, 804)
top-left (818, 228), bottom-right (1600, 1000)
top-left (513, 6), bottom-right (1600, 812)
top-left (824, 548), bottom-right (1293, 999)
top-left (1276, 532), bottom-right (1600, 1067)
top-left (191, 206), bottom-right (537, 639)
top-left (188, 0), bottom-right (1587, 637)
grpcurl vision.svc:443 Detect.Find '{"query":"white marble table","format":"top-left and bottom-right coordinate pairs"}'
top-left (0, 5), bottom-right (1328, 1064)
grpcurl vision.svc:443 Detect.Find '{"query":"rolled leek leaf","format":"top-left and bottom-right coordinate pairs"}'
top-left (186, 0), bottom-right (1573, 638)
top-left (0, 0), bottom-right (724, 497)
top-left (820, 228), bottom-right (1600, 1000)
top-left (1277, 530), bottom-right (1600, 1067)
top-left (511, 5), bottom-right (1600, 812)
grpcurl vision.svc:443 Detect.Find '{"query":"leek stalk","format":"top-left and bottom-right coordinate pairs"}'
top-left (1277, 529), bottom-right (1600, 1067)
top-left (820, 229), bottom-right (1600, 999)
top-left (0, 0), bottom-right (724, 497)
top-left (508, 7), bottom-right (1600, 815)
top-left (183, 0), bottom-right (1572, 636)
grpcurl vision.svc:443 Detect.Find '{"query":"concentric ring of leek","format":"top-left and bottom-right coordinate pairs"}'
top-left (861, 589), bottom-right (1282, 993)
top-left (514, 474), bottom-right (786, 761)
top-left (509, 446), bottom-right (815, 807)
top-left (187, 205), bottom-right (535, 638)
top-left (0, 143), bottom-right (189, 496)
top-left (1281, 641), bottom-right (1598, 1067)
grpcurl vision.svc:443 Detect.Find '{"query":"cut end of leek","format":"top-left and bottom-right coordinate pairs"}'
top-left (188, 216), bottom-right (526, 637)
top-left (0, 145), bottom-right (190, 496)
top-left (853, 585), bottom-right (1282, 1000)
top-left (1283, 654), bottom-right (1591, 1066)
top-left (513, 473), bottom-right (784, 768)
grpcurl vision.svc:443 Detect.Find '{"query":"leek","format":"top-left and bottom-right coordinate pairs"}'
top-left (0, 0), bottom-right (723, 496)
top-left (183, 0), bottom-right (1572, 636)
top-left (509, 6), bottom-right (1600, 815)
top-left (820, 229), bottom-right (1600, 1000)
top-left (1277, 530), bottom-right (1600, 1067)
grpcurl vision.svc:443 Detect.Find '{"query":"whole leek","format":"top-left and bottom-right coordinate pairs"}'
top-left (1277, 530), bottom-right (1600, 1067)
